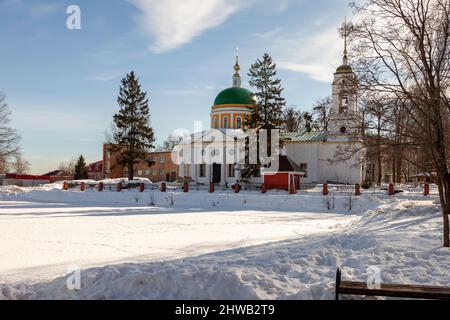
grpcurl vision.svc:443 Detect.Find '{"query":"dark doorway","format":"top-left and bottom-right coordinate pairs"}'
top-left (213, 164), bottom-right (221, 183)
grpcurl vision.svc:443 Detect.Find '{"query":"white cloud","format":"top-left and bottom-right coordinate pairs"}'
top-left (275, 26), bottom-right (344, 83)
top-left (128, 0), bottom-right (253, 53)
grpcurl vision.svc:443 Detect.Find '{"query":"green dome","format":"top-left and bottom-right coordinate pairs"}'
top-left (214, 87), bottom-right (255, 106)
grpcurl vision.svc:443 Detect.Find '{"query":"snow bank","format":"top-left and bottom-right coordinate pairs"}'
top-left (1, 186), bottom-right (448, 300)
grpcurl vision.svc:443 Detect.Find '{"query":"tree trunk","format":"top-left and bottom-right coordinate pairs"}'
top-left (442, 174), bottom-right (450, 247)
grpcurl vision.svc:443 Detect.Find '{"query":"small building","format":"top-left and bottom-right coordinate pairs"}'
top-left (43, 170), bottom-right (73, 182)
top-left (86, 160), bottom-right (103, 181)
top-left (262, 155), bottom-right (304, 191)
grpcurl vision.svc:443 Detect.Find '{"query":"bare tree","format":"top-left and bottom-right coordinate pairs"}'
top-left (349, 0), bottom-right (450, 246)
top-left (0, 93), bottom-right (20, 164)
top-left (157, 134), bottom-right (183, 151)
top-left (11, 154), bottom-right (30, 175)
top-left (283, 106), bottom-right (302, 132)
top-left (312, 96), bottom-right (332, 131)
top-left (58, 157), bottom-right (77, 175)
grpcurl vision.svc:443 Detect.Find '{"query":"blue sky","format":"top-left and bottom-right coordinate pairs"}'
top-left (0, 0), bottom-right (353, 174)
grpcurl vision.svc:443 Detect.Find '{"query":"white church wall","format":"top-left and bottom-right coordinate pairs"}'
top-left (318, 142), bottom-right (364, 184)
top-left (285, 142), bottom-right (321, 183)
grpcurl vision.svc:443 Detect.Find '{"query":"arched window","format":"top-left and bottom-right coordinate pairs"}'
top-left (223, 117), bottom-right (229, 128)
top-left (340, 93), bottom-right (349, 113)
top-left (236, 117), bottom-right (242, 129)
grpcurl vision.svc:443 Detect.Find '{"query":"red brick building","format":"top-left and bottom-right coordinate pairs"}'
top-left (103, 144), bottom-right (178, 182)
top-left (86, 160), bottom-right (103, 181)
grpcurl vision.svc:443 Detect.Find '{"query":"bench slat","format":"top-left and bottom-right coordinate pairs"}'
top-left (339, 281), bottom-right (450, 300)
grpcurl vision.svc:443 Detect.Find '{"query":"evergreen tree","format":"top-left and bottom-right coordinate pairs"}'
top-left (109, 71), bottom-right (155, 180)
top-left (302, 111), bottom-right (314, 133)
top-left (242, 53), bottom-right (286, 181)
top-left (74, 155), bottom-right (88, 180)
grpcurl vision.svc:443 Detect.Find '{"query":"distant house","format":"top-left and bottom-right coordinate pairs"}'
top-left (43, 170), bottom-right (73, 182)
top-left (86, 160), bottom-right (103, 181)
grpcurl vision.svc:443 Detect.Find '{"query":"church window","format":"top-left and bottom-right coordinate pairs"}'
top-left (299, 163), bottom-right (308, 178)
top-left (340, 94), bottom-right (349, 113)
top-left (223, 117), bottom-right (229, 128)
top-left (199, 164), bottom-right (206, 178)
top-left (236, 117), bottom-right (242, 129)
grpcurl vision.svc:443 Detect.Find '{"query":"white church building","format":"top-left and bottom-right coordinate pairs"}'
top-left (175, 39), bottom-right (366, 186)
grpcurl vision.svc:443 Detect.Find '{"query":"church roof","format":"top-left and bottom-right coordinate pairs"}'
top-left (214, 87), bottom-right (255, 106)
top-left (283, 131), bottom-right (328, 142)
top-left (335, 64), bottom-right (353, 74)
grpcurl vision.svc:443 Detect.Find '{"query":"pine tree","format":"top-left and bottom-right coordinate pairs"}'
top-left (242, 53), bottom-right (286, 181)
top-left (74, 155), bottom-right (88, 180)
top-left (109, 71), bottom-right (155, 181)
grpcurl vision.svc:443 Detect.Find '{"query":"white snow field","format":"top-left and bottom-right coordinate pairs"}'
top-left (0, 184), bottom-right (449, 300)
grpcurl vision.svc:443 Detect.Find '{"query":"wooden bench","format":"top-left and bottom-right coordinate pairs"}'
top-left (335, 268), bottom-right (450, 300)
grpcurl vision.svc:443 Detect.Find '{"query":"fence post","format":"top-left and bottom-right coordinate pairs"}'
top-left (161, 182), bottom-right (166, 192)
top-left (63, 181), bottom-right (69, 191)
top-left (117, 182), bottom-right (122, 192)
top-left (183, 182), bottom-right (189, 193)
top-left (98, 182), bottom-right (104, 192)
top-left (261, 184), bottom-right (267, 194)
top-left (323, 183), bottom-right (329, 196)
top-left (139, 183), bottom-right (145, 193)
top-left (424, 183), bottom-right (430, 196)
top-left (80, 182), bottom-right (85, 192)
top-left (289, 176), bottom-right (296, 195)
top-left (234, 183), bottom-right (241, 194)
top-left (209, 182), bottom-right (214, 193)
top-left (355, 184), bottom-right (361, 196)
top-left (388, 183), bottom-right (395, 196)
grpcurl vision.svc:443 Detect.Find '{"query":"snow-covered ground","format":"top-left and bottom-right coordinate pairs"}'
top-left (0, 184), bottom-right (449, 300)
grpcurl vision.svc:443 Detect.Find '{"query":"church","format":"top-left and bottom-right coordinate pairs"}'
top-left (175, 37), bottom-right (366, 187)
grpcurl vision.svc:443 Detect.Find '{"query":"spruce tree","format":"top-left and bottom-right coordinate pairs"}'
top-left (242, 54), bottom-right (286, 181)
top-left (110, 71), bottom-right (155, 181)
top-left (74, 155), bottom-right (88, 180)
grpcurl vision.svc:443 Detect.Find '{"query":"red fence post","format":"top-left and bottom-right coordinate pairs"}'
top-left (355, 184), bottom-right (361, 196)
top-left (98, 182), bottom-right (104, 192)
top-left (63, 181), bottom-right (69, 191)
top-left (424, 183), bottom-right (430, 196)
top-left (161, 183), bottom-right (166, 193)
top-left (388, 183), bottom-right (395, 196)
top-left (80, 182), bottom-right (85, 192)
top-left (323, 183), bottom-right (329, 196)
top-left (139, 183), bottom-right (145, 193)
top-left (234, 183), bottom-right (241, 193)
top-left (209, 183), bottom-right (214, 193)
top-left (183, 183), bottom-right (189, 193)
top-left (117, 182), bottom-right (122, 192)
top-left (289, 176), bottom-right (296, 195)
top-left (261, 184), bottom-right (267, 194)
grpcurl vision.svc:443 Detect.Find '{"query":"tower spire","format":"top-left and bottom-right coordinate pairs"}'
top-left (233, 47), bottom-right (241, 87)
top-left (343, 18), bottom-right (349, 66)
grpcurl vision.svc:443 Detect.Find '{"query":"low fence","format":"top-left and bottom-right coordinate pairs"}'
top-left (61, 180), bottom-right (433, 197)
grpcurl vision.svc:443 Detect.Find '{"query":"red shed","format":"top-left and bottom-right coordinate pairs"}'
top-left (262, 155), bottom-right (304, 191)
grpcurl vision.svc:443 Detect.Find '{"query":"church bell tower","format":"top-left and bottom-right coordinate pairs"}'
top-left (328, 21), bottom-right (360, 141)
